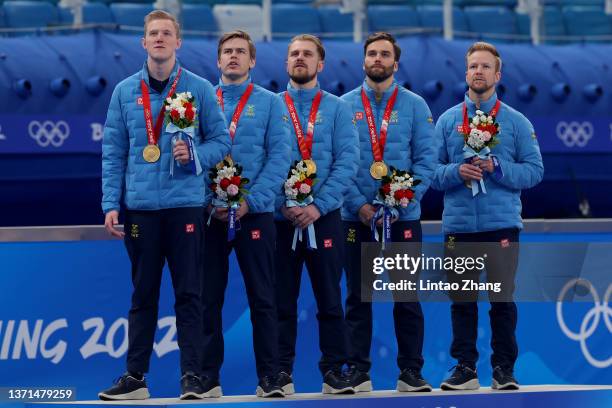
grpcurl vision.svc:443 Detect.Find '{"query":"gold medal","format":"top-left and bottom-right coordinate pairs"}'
top-left (370, 161), bottom-right (388, 180)
top-left (143, 145), bottom-right (160, 163)
top-left (304, 159), bottom-right (317, 176)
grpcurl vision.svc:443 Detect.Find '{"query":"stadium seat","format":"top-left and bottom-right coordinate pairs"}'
top-left (463, 5), bottom-right (519, 42)
top-left (562, 6), bottom-right (612, 40)
top-left (213, 4), bottom-right (263, 41)
top-left (516, 6), bottom-right (567, 43)
top-left (182, 4), bottom-right (217, 35)
top-left (367, 5), bottom-right (420, 34)
top-left (318, 5), bottom-right (353, 41)
top-left (109, 3), bottom-right (153, 27)
top-left (3, 0), bottom-right (58, 29)
top-left (57, 2), bottom-right (114, 24)
top-left (272, 4), bottom-right (321, 39)
top-left (416, 5), bottom-right (469, 35)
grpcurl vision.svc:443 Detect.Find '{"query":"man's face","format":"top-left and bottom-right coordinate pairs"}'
top-left (142, 19), bottom-right (181, 63)
top-left (466, 50), bottom-right (501, 95)
top-left (364, 40), bottom-right (397, 83)
top-left (286, 40), bottom-right (323, 85)
top-left (217, 37), bottom-right (255, 80)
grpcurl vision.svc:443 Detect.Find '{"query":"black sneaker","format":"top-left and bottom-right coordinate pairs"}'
top-left (277, 371), bottom-right (295, 395)
top-left (397, 368), bottom-right (432, 392)
top-left (492, 366), bottom-right (519, 390)
top-left (440, 364), bottom-right (480, 391)
top-left (200, 376), bottom-right (223, 398)
top-left (98, 373), bottom-right (150, 400)
top-left (322, 369), bottom-right (355, 394)
top-left (180, 372), bottom-right (205, 400)
top-left (256, 375), bottom-right (285, 398)
top-left (346, 366), bottom-right (372, 392)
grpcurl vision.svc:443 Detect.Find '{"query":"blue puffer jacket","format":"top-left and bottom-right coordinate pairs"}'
top-left (274, 82), bottom-right (359, 220)
top-left (432, 93), bottom-right (544, 233)
top-left (205, 77), bottom-right (291, 213)
top-left (340, 80), bottom-right (437, 221)
top-left (102, 61), bottom-right (231, 214)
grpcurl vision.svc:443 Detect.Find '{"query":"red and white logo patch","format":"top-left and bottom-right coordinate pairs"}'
top-left (500, 238), bottom-right (510, 248)
top-left (251, 230), bottom-right (261, 240)
top-left (324, 239), bottom-right (333, 248)
top-left (185, 224), bottom-right (195, 233)
top-left (404, 229), bottom-right (413, 240)
top-left (137, 97), bottom-right (143, 105)
top-left (355, 112), bottom-right (364, 120)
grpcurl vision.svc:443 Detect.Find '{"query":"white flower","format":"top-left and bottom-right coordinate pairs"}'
top-left (299, 184), bottom-right (311, 194)
top-left (475, 110), bottom-right (484, 116)
top-left (385, 196), bottom-right (396, 207)
top-left (226, 184), bottom-right (239, 197)
top-left (487, 115), bottom-right (493, 123)
top-left (215, 187), bottom-right (228, 200)
top-left (472, 117), bottom-right (480, 126)
top-left (479, 115), bottom-right (487, 123)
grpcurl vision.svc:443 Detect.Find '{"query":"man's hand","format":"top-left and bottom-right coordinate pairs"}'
top-left (173, 140), bottom-right (190, 165)
top-left (472, 157), bottom-right (494, 173)
top-left (295, 204), bottom-right (321, 229)
top-left (281, 205), bottom-right (303, 222)
top-left (235, 201), bottom-right (249, 221)
top-left (459, 163), bottom-right (483, 181)
top-left (212, 206), bottom-right (229, 222)
top-left (358, 203), bottom-right (377, 226)
top-left (104, 210), bottom-right (124, 238)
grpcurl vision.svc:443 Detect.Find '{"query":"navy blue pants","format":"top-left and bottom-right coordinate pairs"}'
top-left (123, 207), bottom-right (204, 375)
top-left (343, 220), bottom-right (425, 372)
top-left (201, 212), bottom-right (278, 380)
top-left (444, 228), bottom-right (520, 371)
top-left (275, 209), bottom-right (349, 376)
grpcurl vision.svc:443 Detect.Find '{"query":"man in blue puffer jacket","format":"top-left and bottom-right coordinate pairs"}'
top-left (100, 11), bottom-right (230, 401)
top-left (432, 42), bottom-right (543, 392)
top-left (341, 32), bottom-right (436, 393)
top-left (200, 30), bottom-right (290, 398)
top-left (274, 34), bottom-right (359, 395)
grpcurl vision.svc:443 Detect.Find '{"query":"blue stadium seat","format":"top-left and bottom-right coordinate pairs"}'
top-left (517, 6), bottom-right (567, 43)
top-left (562, 6), bottom-right (612, 40)
top-left (463, 5), bottom-right (519, 42)
top-left (367, 5), bottom-right (420, 34)
top-left (58, 3), bottom-right (114, 24)
top-left (109, 3), bottom-right (153, 27)
top-left (416, 5), bottom-right (469, 35)
top-left (182, 4), bottom-right (217, 35)
top-left (272, 4), bottom-right (321, 39)
top-left (3, 0), bottom-right (58, 28)
top-left (272, 0), bottom-right (311, 3)
top-left (559, 0), bottom-right (605, 5)
top-left (318, 5), bottom-right (353, 41)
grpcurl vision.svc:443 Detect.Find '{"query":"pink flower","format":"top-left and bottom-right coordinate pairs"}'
top-left (399, 197), bottom-right (409, 208)
top-left (299, 183), bottom-right (311, 194)
top-left (226, 184), bottom-right (239, 197)
top-left (482, 131), bottom-right (491, 142)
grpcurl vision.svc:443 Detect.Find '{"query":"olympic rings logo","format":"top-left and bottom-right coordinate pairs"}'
top-left (28, 120), bottom-right (70, 148)
top-left (556, 279), bottom-right (612, 368)
top-left (556, 121), bottom-right (593, 148)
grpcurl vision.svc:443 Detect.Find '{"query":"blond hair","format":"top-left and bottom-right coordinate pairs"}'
top-left (144, 10), bottom-right (181, 39)
top-left (466, 41), bottom-right (502, 72)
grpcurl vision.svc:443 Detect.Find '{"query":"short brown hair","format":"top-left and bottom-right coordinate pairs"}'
top-left (288, 34), bottom-right (325, 60)
top-left (144, 10), bottom-right (181, 39)
top-left (364, 32), bottom-right (401, 62)
top-left (466, 41), bottom-right (502, 72)
top-left (218, 30), bottom-right (257, 60)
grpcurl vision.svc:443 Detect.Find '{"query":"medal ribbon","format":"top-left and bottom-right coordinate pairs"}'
top-left (284, 91), bottom-right (322, 161)
top-left (140, 67), bottom-right (182, 147)
top-left (361, 85), bottom-right (398, 162)
top-left (216, 83), bottom-right (254, 140)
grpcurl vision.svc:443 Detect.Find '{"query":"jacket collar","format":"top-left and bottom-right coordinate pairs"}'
top-left (141, 59), bottom-right (181, 93)
top-left (218, 76), bottom-right (252, 99)
top-left (286, 81), bottom-right (321, 103)
top-left (362, 79), bottom-right (398, 105)
top-left (464, 92), bottom-right (499, 115)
